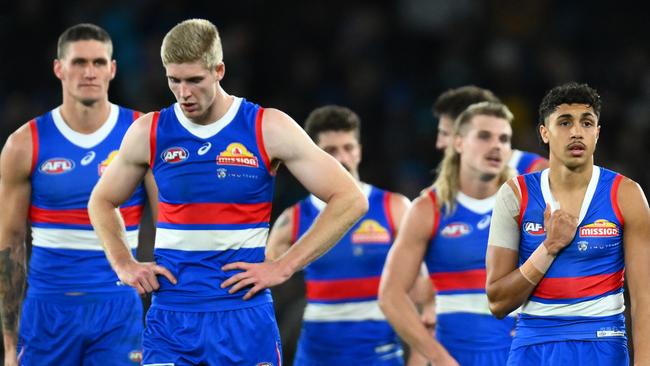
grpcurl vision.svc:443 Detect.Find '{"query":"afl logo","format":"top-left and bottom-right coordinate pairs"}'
top-left (162, 147), bottom-right (189, 163)
top-left (40, 158), bottom-right (75, 174)
top-left (524, 222), bottom-right (545, 235)
top-left (441, 222), bottom-right (471, 238)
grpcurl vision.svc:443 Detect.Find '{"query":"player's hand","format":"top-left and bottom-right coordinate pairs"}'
top-left (221, 260), bottom-right (293, 300)
top-left (421, 300), bottom-right (437, 333)
top-left (542, 203), bottom-right (578, 256)
top-left (114, 259), bottom-right (177, 295)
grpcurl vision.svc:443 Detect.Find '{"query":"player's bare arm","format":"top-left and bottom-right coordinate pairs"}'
top-left (486, 179), bottom-right (577, 318)
top-left (378, 195), bottom-right (458, 365)
top-left (0, 123), bottom-right (32, 365)
top-left (221, 108), bottom-right (368, 300)
top-left (618, 177), bottom-right (650, 364)
top-left (89, 113), bottom-right (176, 295)
top-left (265, 207), bottom-right (294, 261)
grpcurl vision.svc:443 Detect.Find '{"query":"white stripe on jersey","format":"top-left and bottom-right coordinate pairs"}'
top-left (303, 300), bottom-right (386, 321)
top-left (521, 292), bottom-right (624, 317)
top-left (32, 227), bottom-right (138, 250)
top-left (437, 293), bottom-right (517, 317)
top-left (155, 227), bottom-right (268, 251)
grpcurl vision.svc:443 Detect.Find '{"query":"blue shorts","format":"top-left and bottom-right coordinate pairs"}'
top-left (143, 302), bottom-right (282, 366)
top-left (445, 346), bottom-right (509, 366)
top-left (507, 340), bottom-right (629, 366)
top-left (18, 291), bottom-right (143, 366)
top-left (293, 339), bottom-right (403, 366)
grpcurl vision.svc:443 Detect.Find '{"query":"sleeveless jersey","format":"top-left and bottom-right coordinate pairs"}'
top-left (150, 97), bottom-right (275, 311)
top-left (509, 149), bottom-right (546, 175)
top-left (28, 104), bottom-right (145, 295)
top-left (292, 184), bottom-right (401, 357)
top-left (424, 191), bottom-right (515, 351)
top-left (514, 167), bottom-right (626, 348)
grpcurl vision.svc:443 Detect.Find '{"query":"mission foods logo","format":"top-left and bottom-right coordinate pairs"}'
top-left (98, 150), bottom-right (119, 175)
top-left (216, 143), bottom-right (259, 168)
top-left (40, 158), bottom-right (75, 174)
top-left (580, 220), bottom-right (619, 238)
top-left (440, 222), bottom-right (471, 238)
top-left (524, 222), bottom-right (545, 235)
top-left (351, 219), bottom-right (391, 243)
top-left (162, 147), bottom-right (189, 163)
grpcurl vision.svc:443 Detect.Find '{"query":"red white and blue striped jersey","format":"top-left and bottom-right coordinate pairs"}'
top-left (149, 97), bottom-right (275, 311)
top-left (514, 167), bottom-right (626, 348)
top-left (291, 184), bottom-right (401, 356)
top-left (424, 190), bottom-right (515, 351)
top-left (28, 104), bottom-right (145, 295)
top-left (509, 149), bottom-right (546, 175)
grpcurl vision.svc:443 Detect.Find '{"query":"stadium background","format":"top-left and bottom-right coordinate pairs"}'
top-left (1, 0), bottom-right (647, 363)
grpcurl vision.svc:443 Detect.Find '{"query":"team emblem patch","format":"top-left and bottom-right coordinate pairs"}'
top-left (162, 147), bottom-right (189, 163)
top-left (128, 350), bottom-right (142, 363)
top-left (216, 143), bottom-right (259, 167)
top-left (524, 222), bottom-right (545, 235)
top-left (40, 158), bottom-right (75, 174)
top-left (351, 219), bottom-right (391, 243)
top-left (98, 150), bottom-right (119, 175)
top-left (577, 241), bottom-right (589, 252)
top-left (440, 222), bottom-right (471, 238)
top-left (579, 219), bottom-right (619, 237)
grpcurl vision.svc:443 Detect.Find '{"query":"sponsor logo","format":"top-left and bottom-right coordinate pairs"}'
top-left (440, 222), bottom-right (471, 238)
top-left (477, 214), bottom-right (491, 230)
top-left (217, 168), bottom-right (227, 179)
top-left (351, 219), bottom-right (391, 244)
top-left (256, 363), bottom-right (274, 366)
top-left (579, 219), bottom-right (619, 237)
top-left (577, 241), bottom-right (589, 252)
top-left (162, 147), bottom-right (189, 163)
top-left (80, 151), bottom-right (96, 166)
top-left (40, 158), bottom-right (75, 174)
top-left (128, 350), bottom-right (143, 363)
top-left (596, 329), bottom-right (625, 337)
top-left (216, 143), bottom-right (259, 168)
top-left (524, 222), bottom-right (545, 235)
top-left (98, 150), bottom-right (119, 175)
top-left (197, 142), bottom-right (212, 156)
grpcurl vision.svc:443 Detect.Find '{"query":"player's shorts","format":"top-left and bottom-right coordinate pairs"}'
top-left (293, 339), bottom-right (403, 366)
top-left (18, 291), bottom-right (143, 366)
top-left (143, 302), bottom-right (282, 366)
top-left (507, 340), bottom-right (629, 366)
top-left (445, 346), bottom-right (509, 366)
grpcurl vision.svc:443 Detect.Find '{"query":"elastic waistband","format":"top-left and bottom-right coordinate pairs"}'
top-left (151, 290), bottom-right (273, 312)
top-left (26, 289), bottom-right (138, 304)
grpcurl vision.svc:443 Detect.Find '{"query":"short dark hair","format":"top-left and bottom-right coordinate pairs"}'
top-left (433, 85), bottom-right (501, 120)
top-left (537, 82), bottom-right (601, 149)
top-left (57, 23), bottom-right (113, 59)
top-left (304, 105), bottom-right (361, 143)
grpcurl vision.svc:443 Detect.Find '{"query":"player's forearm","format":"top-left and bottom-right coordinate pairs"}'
top-left (486, 269), bottom-right (535, 318)
top-left (276, 189), bottom-right (367, 273)
top-left (632, 295), bottom-right (650, 364)
top-left (0, 245), bottom-right (26, 350)
top-left (88, 196), bottom-right (135, 270)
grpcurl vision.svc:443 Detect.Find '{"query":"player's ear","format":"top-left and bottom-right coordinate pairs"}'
top-left (53, 59), bottom-right (63, 80)
top-left (539, 122), bottom-right (550, 144)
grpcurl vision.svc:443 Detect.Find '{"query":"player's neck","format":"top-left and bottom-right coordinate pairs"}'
top-left (192, 87), bottom-right (232, 126)
top-left (59, 97), bottom-right (111, 134)
top-left (548, 158), bottom-right (594, 192)
top-left (458, 170), bottom-right (499, 200)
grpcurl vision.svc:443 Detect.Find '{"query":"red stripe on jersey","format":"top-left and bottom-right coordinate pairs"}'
top-left (383, 192), bottom-right (395, 238)
top-left (29, 119), bottom-right (38, 175)
top-left (291, 204), bottom-right (300, 244)
top-left (533, 269), bottom-right (625, 300)
top-left (517, 176), bottom-right (528, 227)
top-left (306, 276), bottom-right (381, 301)
top-left (132, 110), bottom-right (141, 121)
top-left (611, 174), bottom-right (624, 225)
top-left (255, 107), bottom-right (273, 174)
top-left (149, 112), bottom-right (160, 168)
top-left (30, 205), bottom-right (143, 226)
top-left (158, 201), bottom-right (272, 225)
top-left (428, 190), bottom-right (440, 238)
top-left (429, 268), bottom-right (486, 292)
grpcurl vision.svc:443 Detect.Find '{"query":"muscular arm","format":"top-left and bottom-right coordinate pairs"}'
top-left (378, 195), bottom-right (456, 364)
top-left (89, 113), bottom-right (175, 294)
top-left (265, 207), bottom-right (294, 261)
top-left (0, 124), bottom-right (32, 358)
top-left (618, 178), bottom-right (650, 363)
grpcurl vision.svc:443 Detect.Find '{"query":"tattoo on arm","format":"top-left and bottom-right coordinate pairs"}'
top-left (0, 246), bottom-right (26, 343)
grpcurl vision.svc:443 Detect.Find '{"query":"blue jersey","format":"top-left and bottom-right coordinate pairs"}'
top-left (424, 190), bottom-right (515, 353)
top-left (292, 184), bottom-right (403, 362)
top-left (514, 167), bottom-right (626, 348)
top-left (150, 97), bottom-right (275, 312)
top-left (28, 104), bottom-right (145, 295)
top-left (509, 149), bottom-right (546, 175)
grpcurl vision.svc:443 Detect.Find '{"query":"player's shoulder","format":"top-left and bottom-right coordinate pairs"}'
top-left (3, 121), bottom-right (35, 155)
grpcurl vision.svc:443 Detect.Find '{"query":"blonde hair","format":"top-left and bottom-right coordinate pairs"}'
top-left (433, 101), bottom-right (515, 213)
top-left (161, 19), bottom-right (223, 69)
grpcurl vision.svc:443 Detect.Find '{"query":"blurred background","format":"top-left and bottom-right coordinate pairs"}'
top-left (1, 0), bottom-right (648, 363)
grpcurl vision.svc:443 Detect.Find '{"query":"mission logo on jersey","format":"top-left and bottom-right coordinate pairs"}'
top-left (440, 222), bottom-right (472, 238)
top-left (98, 150), bottom-right (119, 175)
top-left (162, 146), bottom-right (189, 163)
top-left (524, 221), bottom-right (545, 235)
top-left (40, 158), bottom-right (75, 174)
top-left (351, 219), bottom-right (391, 244)
top-left (579, 219), bottom-right (619, 237)
top-left (216, 142), bottom-right (259, 168)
